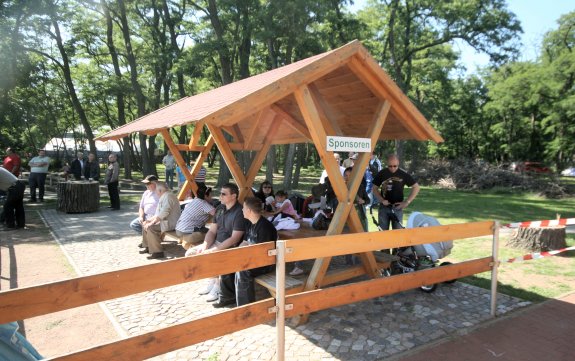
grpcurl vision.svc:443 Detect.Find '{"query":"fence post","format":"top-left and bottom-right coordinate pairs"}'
top-left (490, 221), bottom-right (500, 317)
top-left (275, 240), bottom-right (287, 361)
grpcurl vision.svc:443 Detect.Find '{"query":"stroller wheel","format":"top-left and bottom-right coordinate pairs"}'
top-left (439, 261), bottom-right (457, 284)
top-left (419, 284), bottom-right (437, 293)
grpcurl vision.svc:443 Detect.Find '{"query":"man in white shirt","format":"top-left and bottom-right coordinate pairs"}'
top-left (130, 175), bottom-right (160, 236)
top-left (28, 149), bottom-right (50, 202)
top-left (141, 181), bottom-right (181, 259)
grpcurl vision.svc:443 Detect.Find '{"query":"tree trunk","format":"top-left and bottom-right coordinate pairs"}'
top-left (507, 226), bottom-right (567, 252)
top-left (49, 12), bottom-right (96, 154)
top-left (117, 0), bottom-right (154, 175)
top-left (57, 181), bottom-right (100, 213)
top-left (283, 143), bottom-right (296, 189)
top-left (266, 145), bottom-right (275, 185)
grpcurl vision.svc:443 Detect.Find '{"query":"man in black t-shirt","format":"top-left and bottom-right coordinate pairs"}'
top-left (235, 197), bottom-right (278, 306)
top-left (199, 183), bottom-right (245, 307)
top-left (372, 154), bottom-right (420, 230)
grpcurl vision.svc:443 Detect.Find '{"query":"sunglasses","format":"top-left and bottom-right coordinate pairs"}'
top-left (387, 165), bottom-right (398, 168)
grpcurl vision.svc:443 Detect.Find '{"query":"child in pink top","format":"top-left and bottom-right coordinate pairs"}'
top-left (272, 190), bottom-right (300, 219)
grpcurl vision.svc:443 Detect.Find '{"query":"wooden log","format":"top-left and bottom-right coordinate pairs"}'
top-left (57, 181), bottom-right (100, 213)
top-left (507, 226), bottom-right (567, 252)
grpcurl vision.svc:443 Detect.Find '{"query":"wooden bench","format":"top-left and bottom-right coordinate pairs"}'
top-left (255, 251), bottom-right (398, 297)
top-left (255, 272), bottom-right (305, 298)
top-left (161, 230), bottom-right (182, 244)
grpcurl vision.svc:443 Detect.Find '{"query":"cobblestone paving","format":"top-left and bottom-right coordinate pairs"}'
top-left (41, 208), bottom-right (530, 360)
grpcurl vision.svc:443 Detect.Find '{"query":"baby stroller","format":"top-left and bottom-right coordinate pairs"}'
top-left (371, 206), bottom-right (455, 293)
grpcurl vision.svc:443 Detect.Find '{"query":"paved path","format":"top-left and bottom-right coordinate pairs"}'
top-left (399, 292), bottom-right (575, 361)
top-left (41, 207), bottom-right (529, 360)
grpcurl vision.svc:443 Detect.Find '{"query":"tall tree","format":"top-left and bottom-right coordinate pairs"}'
top-left (360, 0), bottom-right (522, 161)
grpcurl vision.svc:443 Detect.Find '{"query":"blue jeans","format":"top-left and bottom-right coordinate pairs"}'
top-left (165, 169), bottom-right (174, 189)
top-left (129, 217), bottom-right (142, 234)
top-left (378, 205), bottom-right (403, 230)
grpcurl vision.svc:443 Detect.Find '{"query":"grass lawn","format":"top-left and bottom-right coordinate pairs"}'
top-left (120, 163), bottom-right (575, 302)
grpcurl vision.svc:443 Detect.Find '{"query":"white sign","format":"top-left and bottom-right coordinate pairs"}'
top-left (326, 136), bottom-right (371, 153)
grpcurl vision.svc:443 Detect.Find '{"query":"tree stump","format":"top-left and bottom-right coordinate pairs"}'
top-left (507, 226), bottom-right (567, 252)
top-left (57, 181), bottom-right (100, 213)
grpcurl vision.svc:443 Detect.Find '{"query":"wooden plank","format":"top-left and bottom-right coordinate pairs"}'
top-left (0, 243), bottom-right (275, 324)
top-left (205, 41), bottom-right (362, 128)
top-left (285, 257), bottom-right (493, 318)
top-left (51, 299), bottom-right (275, 361)
top-left (188, 121), bottom-right (205, 147)
top-left (270, 104), bottom-right (310, 139)
top-left (244, 107), bottom-right (273, 148)
top-left (206, 124), bottom-right (247, 189)
top-left (347, 55), bottom-right (443, 142)
top-left (294, 85), bottom-right (346, 198)
top-left (308, 83), bottom-right (343, 136)
top-left (161, 129), bottom-right (196, 195)
top-left (241, 115), bottom-right (283, 202)
top-left (178, 135), bottom-right (215, 200)
top-left (284, 221), bottom-right (495, 262)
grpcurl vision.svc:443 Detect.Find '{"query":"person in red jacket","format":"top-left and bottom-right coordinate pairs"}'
top-left (3, 147), bottom-right (21, 176)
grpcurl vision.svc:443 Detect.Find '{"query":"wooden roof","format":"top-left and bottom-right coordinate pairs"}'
top-left (97, 40), bottom-right (443, 146)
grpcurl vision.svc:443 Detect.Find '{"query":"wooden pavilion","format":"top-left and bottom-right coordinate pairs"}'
top-left (97, 40), bottom-right (443, 302)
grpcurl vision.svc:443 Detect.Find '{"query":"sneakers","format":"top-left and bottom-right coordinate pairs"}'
top-left (198, 278), bottom-right (216, 295)
top-left (289, 267), bottom-right (304, 276)
top-left (205, 282), bottom-right (220, 302)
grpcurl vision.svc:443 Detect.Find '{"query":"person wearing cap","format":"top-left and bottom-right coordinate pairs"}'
top-left (28, 149), bottom-right (51, 203)
top-left (141, 181), bottom-right (181, 259)
top-left (130, 175), bottom-right (160, 235)
top-left (175, 185), bottom-right (215, 250)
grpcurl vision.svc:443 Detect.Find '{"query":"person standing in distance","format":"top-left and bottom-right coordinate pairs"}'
top-left (3, 147), bottom-right (21, 176)
top-left (162, 150), bottom-right (176, 189)
top-left (372, 154), bottom-right (420, 230)
top-left (70, 152), bottom-right (85, 180)
top-left (28, 149), bottom-right (50, 203)
top-left (83, 152), bottom-right (100, 180)
top-left (104, 153), bottom-right (120, 210)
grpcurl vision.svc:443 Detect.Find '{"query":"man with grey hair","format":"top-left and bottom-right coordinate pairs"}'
top-left (141, 181), bottom-right (181, 259)
top-left (104, 153), bottom-right (120, 210)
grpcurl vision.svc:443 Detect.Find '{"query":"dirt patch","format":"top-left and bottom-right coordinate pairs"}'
top-left (0, 209), bottom-right (119, 358)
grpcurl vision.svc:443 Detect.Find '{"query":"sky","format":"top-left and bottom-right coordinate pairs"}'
top-left (348, 0), bottom-right (574, 73)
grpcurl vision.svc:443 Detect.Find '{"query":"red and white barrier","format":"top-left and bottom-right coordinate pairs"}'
top-left (503, 217), bottom-right (575, 229)
top-left (504, 246), bottom-right (575, 263)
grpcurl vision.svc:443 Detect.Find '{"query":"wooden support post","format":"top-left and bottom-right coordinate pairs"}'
top-left (240, 115), bottom-right (283, 202)
top-left (161, 129), bottom-right (197, 197)
top-left (179, 135), bottom-right (215, 200)
top-left (207, 124), bottom-right (248, 196)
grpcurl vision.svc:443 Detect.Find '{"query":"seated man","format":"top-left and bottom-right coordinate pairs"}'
top-left (235, 197), bottom-right (278, 306)
top-left (175, 185), bottom-right (215, 250)
top-left (141, 181), bottom-right (181, 259)
top-left (192, 183), bottom-right (245, 306)
top-left (129, 175), bottom-right (159, 237)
